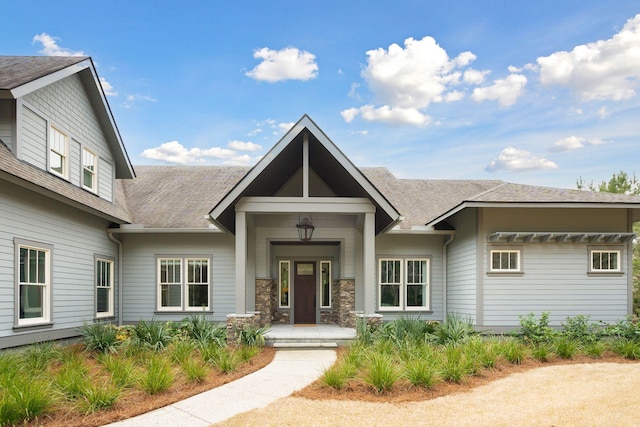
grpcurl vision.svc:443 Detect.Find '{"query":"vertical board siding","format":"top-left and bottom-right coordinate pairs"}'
top-left (22, 74), bottom-right (115, 202)
top-left (446, 208), bottom-right (477, 321)
top-left (20, 105), bottom-right (47, 169)
top-left (375, 234), bottom-right (445, 321)
top-left (481, 207), bottom-right (632, 326)
top-left (120, 233), bottom-right (236, 322)
top-left (0, 182), bottom-right (118, 340)
top-left (0, 100), bottom-right (14, 150)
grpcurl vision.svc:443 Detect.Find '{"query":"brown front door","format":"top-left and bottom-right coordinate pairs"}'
top-left (294, 261), bottom-right (316, 324)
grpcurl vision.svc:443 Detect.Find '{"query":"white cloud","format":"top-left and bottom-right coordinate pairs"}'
top-left (99, 77), bottom-right (117, 97)
top-left (278, 122), bottom-right (295, 134)
top-left (141, 141), bottom-right (236, 164)
top-left (362, 36), bottom-right (475, 109)
top-left (352, 130), bottom-right (368, 136)
top-left (550, 136), bottom-right (584, 152)
top-left (227, 140), bottom-right (262, 151)
top-left (471, 74), bottom-right (527, 106)
top-left (463, 69), bottom-right (490, 85)
top-left (550, 136), bottom-right (609, 152)
top-left (508, 65), bottom-right (522, 73)
top-left (486, 146), bottom-right (558, 172)
top-left (597, 106), bottom-right (611, 119)
top-left (124, 94), bottom-right (157, 109)
top-left (246, 47), bottom-right (318, 82)
top-left (223, 154), bottom-right (260, 166)
top-left (536, 13), bottom-right (640, 101)
top-left (32, 33), bottom-right (84, 56)
top-left (341, 105), bottom-right (430, 126)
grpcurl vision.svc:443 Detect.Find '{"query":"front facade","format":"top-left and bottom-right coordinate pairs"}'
top-left (1, 56), bottom-right (639, 348)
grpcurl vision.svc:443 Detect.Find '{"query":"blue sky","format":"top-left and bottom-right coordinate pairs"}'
top-left (3, 1), bottom-right (640, 189)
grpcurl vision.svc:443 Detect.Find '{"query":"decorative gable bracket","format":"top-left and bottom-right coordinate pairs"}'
top-left (488, 232), bottom-right (636, 244)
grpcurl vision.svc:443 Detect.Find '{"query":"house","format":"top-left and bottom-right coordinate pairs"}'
top-left (1, 55), bottom-right (639, 349)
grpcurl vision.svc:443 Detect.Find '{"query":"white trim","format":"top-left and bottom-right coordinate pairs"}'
top-left (405, 258), bottom-right (430, 311)
top-left (156, 257), bottom-right (211, 312)
top-left (590, 249), bottom-right (622, 272)
top-left (82, 146), bottom-right (98, 193)
top-left (16, 243), bottom-right (51, 326)
top-left (320, 260), bottom-right (332, 308)
top-left (489, 249), bottom-right (521, 272)
top-left (278, 260), bottom-right (291, 308)
top-left (235, 197), bottom-right (376, 213)
top-left (48, 125), bottom-right (69, 179)
top-left (184, 258), bottom-right (210, 311)
top-left (378, 258), bottom-right (403, 311)
top-left (95, 258), bottom-right (114, 318)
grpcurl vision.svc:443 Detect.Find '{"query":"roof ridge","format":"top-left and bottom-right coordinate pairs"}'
top-left (468, 181), bottom-right (508, 200)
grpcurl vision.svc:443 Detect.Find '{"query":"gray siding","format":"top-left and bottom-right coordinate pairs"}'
top-left (20, 105), bottom-right (47, 169)
top-left (120, 233), bottom-right (236, 323)
top-left (21, 74), bottom-right (115, 201)
top-left (0, 100), bottom-right (14, 151)
top-left (480, 207), bottom-right (631, 327)
top-left (446, 208), bottom-right (478, 321)
top-left (375, 234), bottom-right (445, 322)
top-left (0, 181), bottom-right (118, 348)
top-left (99, 157), bottom-right (114, 202)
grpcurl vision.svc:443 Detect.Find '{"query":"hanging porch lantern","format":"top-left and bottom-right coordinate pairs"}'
top-left (296, 215), bottom-right (315, 242)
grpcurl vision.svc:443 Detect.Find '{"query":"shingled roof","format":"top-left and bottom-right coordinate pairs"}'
top-left (0, 56), bottom-right (88, 91)
top-left (119, 165), bottom-right (640, 230)
top-left (0, 141), bottom-right (131, 223)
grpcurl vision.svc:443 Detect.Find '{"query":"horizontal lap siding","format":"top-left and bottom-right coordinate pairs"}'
top-left (446, 208), bottom-right (477, 321)
top-left (0, 182), bottom-right (117, 339)
top-left (120, 233), bottom-right (235, 323)
top-left (375, 234), bottom-right (445, 321)
top-left (481, 207), bottom-right (631, 327)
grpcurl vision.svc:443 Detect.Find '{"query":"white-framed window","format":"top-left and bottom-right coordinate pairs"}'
top-left (157, 257), bottom-right (210, 311)
top-left (490, 249), bottom-right (521, 272)
top-left (49, 126), bottom-right (68, 178)
top-left (379, 258), bottom-right (430, 311)
top-left (278, 260), bottom-right (290, 308)
top-left (82, 147), bottom-right (97, 192)
top-left (17, 242), bottom-right (51, 326)
top-left (96, 259), bottom-right (114, 318)
top-left (320, 260), bottom-right (332, 308)
top-left (591, 250), bottom-right (621, 272)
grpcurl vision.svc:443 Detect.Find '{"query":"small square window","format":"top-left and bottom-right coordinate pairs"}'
top-left (591, 250), bottom-right (620, 272)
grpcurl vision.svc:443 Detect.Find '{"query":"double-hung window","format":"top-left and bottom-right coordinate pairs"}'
top-left (49, 126), bottom-right (68, 178)
top-left (96, 259), bottom-right (114, 318)
top-left (489, 249), bottom-right (521, 272)
top-left (82, 148), bottom-right (97, 192)
top-left (379, 258), bottom-right (430, 310)
top-left (17, 242), bottom-right (51, 326)
top-left (157, 257), bottom-right (210, 311)
top-left (590, 249), bottom-right (621, 272)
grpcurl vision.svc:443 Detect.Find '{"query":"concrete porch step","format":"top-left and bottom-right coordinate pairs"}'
top-left (272, 342), bottom-right (338, 348)
top-left (264, 324), bottom-right (357, 348)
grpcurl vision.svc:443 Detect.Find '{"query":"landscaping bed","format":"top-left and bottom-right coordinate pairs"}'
top-left (0, 316), bottom-right (273, 427)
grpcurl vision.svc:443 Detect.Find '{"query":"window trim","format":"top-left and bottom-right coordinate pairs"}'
top-left (278, 260), bottom-right (291, 308)
top-left (488, 246), bottom-right (523, 273)
top-left (14, 238), bottom-right (53, 327)
top-left (320, 260), bottom-right (332, 308)
top-left (48, 125), bottom-right (69, 179)
top-left (82, 147), bottom-right (98, 193)
top-left (589, 246), bottom-right (622, 273)
top-left (378, 257), bottom-right (432, 311)
top-left (95, 257), bottom-right (115, 318)
top-left (156, 256), bottom-right (212, 312)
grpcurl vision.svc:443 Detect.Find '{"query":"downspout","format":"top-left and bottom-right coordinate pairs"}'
top-left (107, 230), bottom-right (124, 326)
top-left (442, 233), bottom-right (455, 321)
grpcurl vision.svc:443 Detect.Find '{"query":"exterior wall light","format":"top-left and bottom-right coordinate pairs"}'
top-left (296, 216), bottom-right (315, 242)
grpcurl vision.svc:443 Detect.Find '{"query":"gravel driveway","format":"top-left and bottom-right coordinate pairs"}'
top-left (216, 362), bottom-right (640, 427)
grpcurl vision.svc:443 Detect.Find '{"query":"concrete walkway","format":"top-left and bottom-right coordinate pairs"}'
top-left (103, 349), bottom-right (337, 427)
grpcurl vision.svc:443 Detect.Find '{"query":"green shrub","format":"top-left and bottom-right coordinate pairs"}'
top-left (378, 315), bottom-right (437, 345)
top-left (439, 346), bottom-right (469, 383)
top-left (604, 317), bottom-right (640, 342)
top-left (554, 337), bottom-right (579, 359)
top-left (168, 339), bottom-right (197, 364)
top-left (404, 359), bottom-right (440, 389)
top-left (81, 322), bottom-right (119, 354)
top-left (132, 319), bottom-right (175, 351)
top-left (180, 358), bottom-right (209, 383)
top-left (138, 355), bottom-right (174, 395)
top-left (611, 338), bottom-right (640, 359)
top-left (355, 318), bottom-right (379, 345)
top-left (518, 312), bottom-right (556, 344)
top-left (499, 338), bottom-right (527, 364)
top-left (235, 324), bottom-right (270, 347)
top-left (214, 349), bottom-right (240, 373)
top-left (531, 343), bottom-right (552, 362)
top-left (584, 341), bottom-right (606, 358)
top-left (434, 313), bottom-right (475, 345)
top-left (24, 342), bottom-right (61, 372)
top-left (0, 376), bottom-right (55, 425)
top-left (96, 353), bottom-right (137, 388)
top-left (55, 364), bottom-right (90, 399)
top-left (180, 315), bottom-right (226, 346)
top-left (561, 315), bottom-right (601, 344)
top-left (320, 361), bottom-right (356, 390)
top-left (235, 345), bottom-right (260, 363)
top-left (364, 353), bottom-right (399, 393)
top-left (79, 383), bottom-right (120, 414)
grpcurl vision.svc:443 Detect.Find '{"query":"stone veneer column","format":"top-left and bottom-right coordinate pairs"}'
top-left (226, 313), bottom-right (258, 343)
top-left (254, 279), bottom-right (274, 326)
top-left (337, 279), bottom-right (355, 327)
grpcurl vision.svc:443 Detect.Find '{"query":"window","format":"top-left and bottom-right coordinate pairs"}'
top-left (379, 258), bottom-right (430, 310)
top-left (279, 260), bottom-right (290, 308)
top-left (82, 148), bottom-right (97, 192)
top-left (49, 126), bottom-right (68, 178)
top-left (17, 243), bottom-right (51, 326)
top-left (157, 257), bottom-right (211, 311)
top-left (490, 249), bottom-right (521, 272)
top-left (96, 259), bottom-right (114, 317)
top-left (320, 261), bottom-right (331, 308)
top-left (591, 250), bottom-right (620, 272)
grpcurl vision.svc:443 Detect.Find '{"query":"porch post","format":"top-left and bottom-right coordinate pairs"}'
top-left (363, 212), bottom-right (376, 314)
top-left (235, 210), bottom-right (247, 313)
